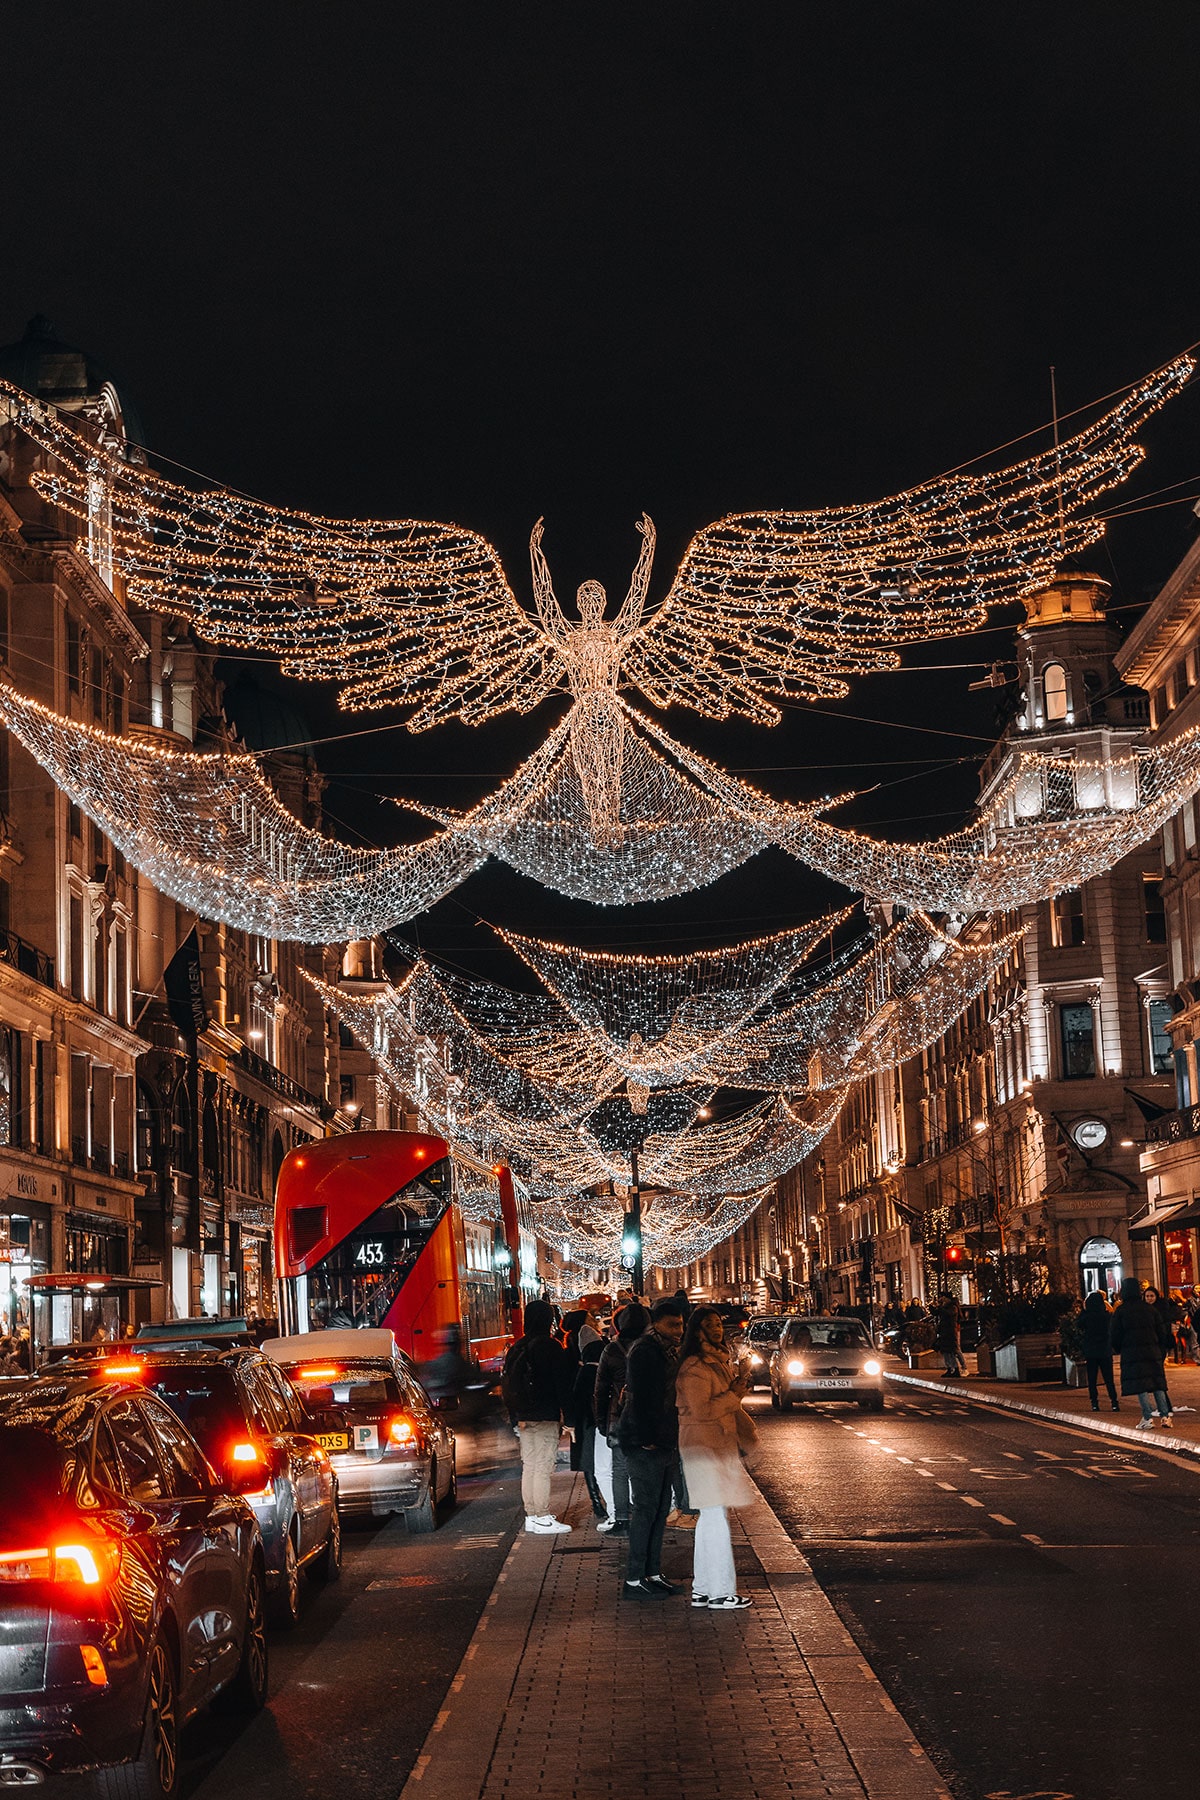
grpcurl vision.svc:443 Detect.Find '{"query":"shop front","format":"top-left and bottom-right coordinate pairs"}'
top-left (0, 1156), bottom-right (56, 1342)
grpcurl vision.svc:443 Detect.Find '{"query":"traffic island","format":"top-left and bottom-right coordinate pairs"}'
top-left (400, 1471), bottom-right (952, 1800)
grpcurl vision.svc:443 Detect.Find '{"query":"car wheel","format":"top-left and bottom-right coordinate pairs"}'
top-left (269, 1529), bottom-right (301, 1630)
top-left (223, 1560), bottom-right (269, 1714)
top-left (407, 1463), bottom-right (438, 1533)
top-left (93, 1637), bottom-right (179, 1800)
top-left (308, 1501), bottom-right (342, 1583)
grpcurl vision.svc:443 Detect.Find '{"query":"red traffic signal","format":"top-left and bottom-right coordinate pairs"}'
top-left (944, 1244), bottom-right (964, 1264)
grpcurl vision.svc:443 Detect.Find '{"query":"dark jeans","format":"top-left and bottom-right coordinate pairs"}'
top-left (1086, 1355), bottom-right (1117, 1406)
top-left (624, 1446), bottom-right (674, 1580)
top-left (610, 1439), bottom-right (631, 1523)
top-left (580, 1423), bottom-right (605, 1515)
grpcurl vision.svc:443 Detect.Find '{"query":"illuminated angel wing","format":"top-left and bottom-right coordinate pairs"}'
top-left (3, 378), bottom-right (559, 728)
top-left (623, 356), bottom-right (1194, 722)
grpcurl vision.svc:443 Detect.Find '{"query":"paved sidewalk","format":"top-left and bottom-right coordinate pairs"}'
top-left (400, 1472), bottom-right (951, 1800)
top-left (889, 1354), bottom-right (1200, 1458)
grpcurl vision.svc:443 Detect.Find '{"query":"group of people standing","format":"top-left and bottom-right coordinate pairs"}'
top-left (1083, 1279), bottom-right (1190, 1428)
top-left (501, 1296), bottom-right (758, 1610)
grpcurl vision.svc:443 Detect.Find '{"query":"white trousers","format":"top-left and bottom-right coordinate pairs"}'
top-left (693, 1505), bottom-right (736, 1598)
top-left (594, 1429), bottom-right (615, 1517)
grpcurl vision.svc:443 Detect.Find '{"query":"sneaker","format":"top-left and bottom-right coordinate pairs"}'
top-left (1135, 1418), bottom-right (1155, 1431)
top-left (610, 1519), bottom-right (630, 1535)
top-left (666, 1509), bottom-right (697, 1530)
top-left (1160, 1415), bottom-right (1175, 1430)
top-left (525, 1515), bottom-right (571, 1534)
top-left (623, 1578), bottom-right (663, 1600)
top-left (645, 1575), bottom-right (680, 1595)
top-left (707, 1594), bottom-right (752, 1610)
top-left (596, 1516), bottom-right (617, 1533)
top-left (691, 1592), bottom-right (710, 1607)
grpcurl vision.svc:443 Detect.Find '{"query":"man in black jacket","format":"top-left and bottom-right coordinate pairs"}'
top-left (501, 1299), bottom-right (576, 1533)
top-left (618, 1297), bottom-right (685, 1597)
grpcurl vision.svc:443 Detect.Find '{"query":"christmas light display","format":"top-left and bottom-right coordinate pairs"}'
top-left (5, 354), bottom-right (1190, 749)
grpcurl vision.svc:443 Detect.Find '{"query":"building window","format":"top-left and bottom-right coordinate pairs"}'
top-left (1143, 877), bottom-right (1167, 944)
top-left (1051, 889), bottom-right (1086, 948)
top-left (0, 1029), bottom-right (23, 1148)
top-left (1148, 999), bottom-right (1174, 1076)
top-left (66, 616), bottom-right (82, 696)
top-left (68, 892), bottom-right (85, 1000)
top-left (1043, 663), bottom-right (1068, 722)
top-left (1059, 1002), bottom-right (1096, 1079)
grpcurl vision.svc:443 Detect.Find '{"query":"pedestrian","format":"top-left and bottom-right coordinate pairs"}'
top-left (1079, 1289), bottom-right (1119, 1412)
top-left (572, 1338), bottom-right (607, 1519)
top-left (617, 1297), bottom-right (685, 1599)
top-left (672, 1287), bottom-right (693, 1321)
top-left (594, 1301), bottom-right (646, 1533)
top-left (1110, 1276), bottom-right (1173, 1430)
top-left (576, 1296), bottom-right (605, 1353)
top-left (934, 1296), bottom-right (966, 1378)
top-left (500, 1298), bottom-right (576, 1532)
top-left (675, 1305), bottom-right (756, 1611)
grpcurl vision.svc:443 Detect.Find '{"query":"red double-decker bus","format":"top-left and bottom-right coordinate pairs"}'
top-left (273, 1131), bottom-right (521, 1373)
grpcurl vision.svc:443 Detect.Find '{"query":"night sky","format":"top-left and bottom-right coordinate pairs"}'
top-left (6, 3), bottom-right (1200, 979)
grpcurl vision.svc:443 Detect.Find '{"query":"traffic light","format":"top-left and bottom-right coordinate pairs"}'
top-left (944, 1244), bottom-right (964, 1265)
top-left (621, 1212), bottom-right (641, 1265)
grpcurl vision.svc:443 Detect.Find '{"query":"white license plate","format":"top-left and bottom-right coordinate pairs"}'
top-left (353, 1424), bottom-right (379, 1450)
top-left (816, 1378), bottom-right (852, 1387)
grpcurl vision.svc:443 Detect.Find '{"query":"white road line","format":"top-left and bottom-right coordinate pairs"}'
top-left (1066, 1466), bottom-right (1095, 1478)
top-left (897, 1455), bottom-right (913, 1464)
top-left (916, 1469), bottom-right (935, 1478)
top-left (1021, 1532), bottom-right (1044, 1545)
top-left (989, 1514), bottom-right (1017, 1526)
top-left (959, 1496), bottom-right (985, 1508)
top-left (935, 1480), bottom-right (957, 1491)
top-left (1002, 1452), bottom-right (1023, 1461)
top-left (1033, 1450), bottom-right (1061, 1460)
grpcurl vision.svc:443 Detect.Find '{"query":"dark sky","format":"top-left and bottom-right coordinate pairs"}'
top-left (6, 2), bottom-right (1200, 977)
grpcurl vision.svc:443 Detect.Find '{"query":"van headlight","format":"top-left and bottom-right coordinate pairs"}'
top-left (863, 1359), bottom-right (882, 1376)
top-left (786, 1358), bottom-right (806, 1376)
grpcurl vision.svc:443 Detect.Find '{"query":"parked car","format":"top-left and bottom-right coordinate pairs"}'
top-left (740, 1317), bottom-right (783, 1388)
top-left (0, 1367), bottom-right (267, 1797)
top-left (769, 1314), bottom-right (885, 1412)
top-left (264, 1329), bottom-right (456, 1530)
top-left (133, 1345), bottom-right (341, 1628)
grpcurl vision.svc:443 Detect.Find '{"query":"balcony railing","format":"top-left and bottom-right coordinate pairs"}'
top-left (1145, 1105), bottom-right (1200, 1147)
top-left (0, 929), bottom-right (55, 989)
top-left (237, 1044), bottom-right (332, 1119)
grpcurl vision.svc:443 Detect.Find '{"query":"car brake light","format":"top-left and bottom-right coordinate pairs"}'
top-left (100, 1360), bottom-right (144, 1379)
top-left (80, 1645), bottom-right (108, 1686)
top-left (388, 1413), bottom-right (418, 1445)
top-left (230, 1441), bottom-right (265, 1464)
top-left (0, 1542), bottom-right (119, 1585)
top-left (297, 1365), bottom-right (341, 1381)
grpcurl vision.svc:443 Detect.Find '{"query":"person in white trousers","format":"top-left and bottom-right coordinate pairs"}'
top-left (675, 1306), bottom-right (757, 1610)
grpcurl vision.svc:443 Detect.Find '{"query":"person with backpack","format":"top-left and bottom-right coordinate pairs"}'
top-left (594, 1301), bottom-right (648, 1533)
top-left (501, 1298), bottom-right (577, 1533)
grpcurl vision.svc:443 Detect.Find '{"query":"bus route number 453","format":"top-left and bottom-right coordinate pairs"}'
top-left (353, 1240), bottom-right (386, 1268)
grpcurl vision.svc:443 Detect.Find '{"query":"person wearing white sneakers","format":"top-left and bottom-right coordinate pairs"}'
top-left (501, 1299), bottom-right (576, 1533)
top-left (1111, 1276), bottom-right (1173, 1431)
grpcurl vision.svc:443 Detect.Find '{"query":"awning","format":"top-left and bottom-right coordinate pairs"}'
top-left (1129, 1200), bottom-right (1189, 1240)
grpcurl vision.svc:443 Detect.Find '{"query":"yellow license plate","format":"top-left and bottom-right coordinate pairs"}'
top-left (317, 1431), bottom-right (349, 1452)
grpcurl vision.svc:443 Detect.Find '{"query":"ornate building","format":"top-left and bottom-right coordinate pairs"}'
top-left (0, 317), bottom-right (385, 1345)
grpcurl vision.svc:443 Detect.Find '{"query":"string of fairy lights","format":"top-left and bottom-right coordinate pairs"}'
top-left (0, 356), bottom-right (1195, 1272)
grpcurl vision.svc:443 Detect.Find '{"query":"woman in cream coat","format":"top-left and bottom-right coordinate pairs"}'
top-left (675, 1306), bottom-right (757, 1610)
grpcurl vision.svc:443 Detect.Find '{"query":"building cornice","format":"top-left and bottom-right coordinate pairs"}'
top-left (1114, 528), bottom-right (1200, 689)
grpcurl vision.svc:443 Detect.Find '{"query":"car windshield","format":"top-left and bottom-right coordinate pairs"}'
top-left (747, 1322), bottom-right (781, 1343)
top-left (281, 1362), bottom-right (403, 1415)
top-left (143, 1367), bottom-right (245, 1461)
top-left (785, 1319), bottom-right (870, 1350)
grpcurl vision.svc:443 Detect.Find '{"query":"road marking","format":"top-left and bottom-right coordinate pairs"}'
top-left (1065, 1466), bottom-right (1095, 1478)
top-left (897, 1455), bottom-right (913, 1464)
top-left (1002, 1452), bottom-right (1024, 1461)
top-left (881, 1446), bottom-right (896, 1454)
top-left (432, 1710), bottom-right (450, 1734)
top-left (1033, 1450), bottom-right (1061, 1460)
top-left (916, 1468), bottom-right (935, 1477)
top-left (989, 1514), bottom-right (1017, 1526)
top-left (936, 1481), bottom-right (957, 1491)
top-left (959, 1496), bottom-right (985, 1508)
top-left (1021, 1533), bottom-right (1045, 1545)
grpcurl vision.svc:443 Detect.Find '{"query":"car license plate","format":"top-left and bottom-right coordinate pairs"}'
top-left (353, 1424), bottom-right (379, 1451)
top-left (316, 1431), bottom-right (349, 1452)
top-left (817, 1378), bottom-right (852, 1387)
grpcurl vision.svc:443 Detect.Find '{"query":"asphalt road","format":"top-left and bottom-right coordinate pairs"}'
top-left (747, 1381), bottom-right (1200, 1800)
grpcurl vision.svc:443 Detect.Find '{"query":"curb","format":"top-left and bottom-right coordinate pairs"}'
top-left (886, 1368), bottom-right (1200, 1461)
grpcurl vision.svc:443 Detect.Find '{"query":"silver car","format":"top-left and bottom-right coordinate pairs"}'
top-left (264, 1330), bottom-right (456, 1530)
top-left (769, 1315), bottom-right (885, 1412)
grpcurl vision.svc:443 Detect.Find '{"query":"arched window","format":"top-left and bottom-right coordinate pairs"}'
top-left (1042, 663), bottom-right (1068, 722)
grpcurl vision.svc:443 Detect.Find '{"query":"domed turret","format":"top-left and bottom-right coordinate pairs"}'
top-left (0, 314), bottom-right (145, 449)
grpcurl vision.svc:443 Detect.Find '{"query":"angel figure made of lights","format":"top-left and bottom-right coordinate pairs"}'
top-left (5, 354), bottom-right (1192, 846)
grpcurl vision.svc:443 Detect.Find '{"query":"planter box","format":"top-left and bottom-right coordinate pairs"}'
top-left (994, 1333), bottom-right (1064, 1382)
top-left (975, 1342), bottom-right (995, 1377)
top-left (1062, 1355), bottom-right (1086, 1388)
top-left (906, 1348), bottom-right (942, 1369)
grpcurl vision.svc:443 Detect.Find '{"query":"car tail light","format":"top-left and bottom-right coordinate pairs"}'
top-left (230, 1440), bottom-right (265, 1464)
top-left (0, 1540), bottom-right (120, 1586)
top-left (99, 1360), bottom-right (144, 1379)
top-left (297, 1365), bottom-right (341, 1381)
top-left (388, 1413), bottom-right (420, 1447)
